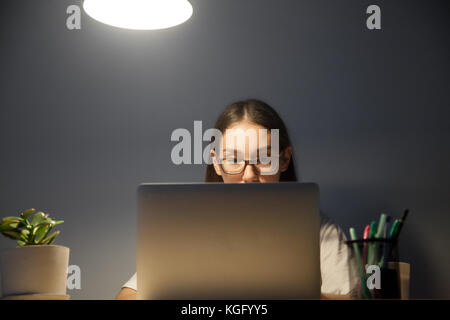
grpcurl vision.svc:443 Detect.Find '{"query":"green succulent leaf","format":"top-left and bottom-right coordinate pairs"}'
top-left (6, 222), bottom-right (19, 229)
top-left (35, 221), bottom-right (54, 229)
top-left (42, 231), bottom-right (60, 245)
top-left (30, 212), bottom-right (48, 226)
top-left (2, 216), bottom-right (22, 224)
top-left (1, 230), bottom-right (22, 240)
top-left (3, 219), bottom-right (26, 229)
top-left (2, 210), bottom-right (63, 245)
top-left (0, 222), bottom-right (19, 231)
top-left (20, 208), bottom-right (36, 221)
top-left (34, 225), bottom-right (50, 244)
top-left (20, 229), bottom-right (30, 242)
top-left (0, 225), bottom-right (12, 232)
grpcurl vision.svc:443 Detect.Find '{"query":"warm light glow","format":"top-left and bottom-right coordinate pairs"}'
top-left (83, 0), bottom-right (193, 30)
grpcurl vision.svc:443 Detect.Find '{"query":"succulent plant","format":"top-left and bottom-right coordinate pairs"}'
top-left (0, 208), bottom-right (64, 246)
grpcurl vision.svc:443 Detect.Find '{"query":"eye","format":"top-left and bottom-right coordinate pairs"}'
top-left (223, 150), bottom-right (244, 160)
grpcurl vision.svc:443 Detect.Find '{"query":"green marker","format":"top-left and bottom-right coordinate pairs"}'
top-left (392, 209), bottom-right (409, 239)
top-left (369, 221), bottom-right (377, 238)
top-left (367, 221), bottom-right (377, 266)
top-left (350, 228), bottom-right (370, 299)
top-left (373, 213), bottom-right (387, 266)
top-left (389, 219), bottom-right (400, 238)
top-left (375, 213), bottom-right (387, 238)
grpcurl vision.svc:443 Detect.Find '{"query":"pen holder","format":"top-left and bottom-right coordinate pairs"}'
top-left (345, 238), bottom-right (401, 299)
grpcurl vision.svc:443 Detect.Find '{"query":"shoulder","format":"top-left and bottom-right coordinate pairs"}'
top-left (318, 211), bottom-right (355, 295)
top-left (318, 212), bottom-right (349, 268)
top-left (122, 272), bottom-right (137, 290)
top-left (319, 212), bottom-right (348, 245)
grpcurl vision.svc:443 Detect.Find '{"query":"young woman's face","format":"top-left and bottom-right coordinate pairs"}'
top-left (211, 121), bottom-right (292, 183)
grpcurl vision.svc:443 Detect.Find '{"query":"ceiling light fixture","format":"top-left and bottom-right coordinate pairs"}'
top-left (83, 0), bottom-right (193, 30)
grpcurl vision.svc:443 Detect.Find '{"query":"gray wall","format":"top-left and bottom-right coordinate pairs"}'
top-left (1, 0), bottom-right (449, 299)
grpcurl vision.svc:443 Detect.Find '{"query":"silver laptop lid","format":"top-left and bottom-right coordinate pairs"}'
top-left (137, 182), bottom-right (321, 299)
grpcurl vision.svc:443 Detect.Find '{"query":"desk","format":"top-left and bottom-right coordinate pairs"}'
top-left (1, 294), bottom-right (70, 300)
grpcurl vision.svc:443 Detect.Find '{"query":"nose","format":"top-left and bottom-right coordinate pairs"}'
top-left (241, 163), bottom-right (259, 183)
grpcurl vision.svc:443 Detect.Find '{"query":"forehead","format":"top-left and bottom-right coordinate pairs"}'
top-left (227, 121), bottom-right (266, 131)
top-left (220, 121), bottom-right (272, 151)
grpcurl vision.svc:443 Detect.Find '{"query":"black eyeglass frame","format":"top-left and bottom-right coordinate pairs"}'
top-left (214, 149), bottom-right (287, 175)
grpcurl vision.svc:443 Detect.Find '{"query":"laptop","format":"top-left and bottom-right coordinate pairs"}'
top-left (137, 182), bottom-right (321, 299)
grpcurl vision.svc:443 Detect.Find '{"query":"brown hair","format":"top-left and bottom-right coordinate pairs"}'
top-left (205, 99), bottom-right (298, 182)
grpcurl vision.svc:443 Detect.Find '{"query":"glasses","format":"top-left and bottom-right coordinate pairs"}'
top-left (216, 151), bottom-right (285, 175)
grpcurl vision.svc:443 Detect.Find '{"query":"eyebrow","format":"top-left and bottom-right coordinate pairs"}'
top-left (223, 146), bottom-right (272, 151)
top-left (221, 146), bottom-right (273, 155)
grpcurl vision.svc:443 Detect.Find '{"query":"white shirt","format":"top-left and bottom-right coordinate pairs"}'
top-left (122, 214), bottom-right (356, 295)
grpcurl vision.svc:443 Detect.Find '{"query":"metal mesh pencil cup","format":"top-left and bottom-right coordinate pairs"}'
top-left (345, 238), bottom-right (401, 299)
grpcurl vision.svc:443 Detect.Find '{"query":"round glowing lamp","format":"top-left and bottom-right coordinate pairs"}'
top-left (83, 0), bottom-right (193, 30)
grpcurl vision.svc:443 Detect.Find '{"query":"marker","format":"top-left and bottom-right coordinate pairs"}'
top-left (375, 213), bottom-right (387, 238)
top-left (384, 216), bottom-right (391, 238)
top-left (369, 221), bottom-right (377, 238)
top-left (350, 228), bottom-right (370, 299)
top-left (380, 216), bottom-right (391, 268)
top-left (362, 225), bottom-right (370, 267)
top-left (394, 209), bottom-right (409, 239)
top-left (367, 221), bottom-right (377, 266)
top-left (389, 219), bottom-right (400, 238)
top-left (373, 213), bottom-right (387, 266)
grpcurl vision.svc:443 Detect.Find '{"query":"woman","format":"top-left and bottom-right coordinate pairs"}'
top-left (116, 99), bottom-right (355, 299)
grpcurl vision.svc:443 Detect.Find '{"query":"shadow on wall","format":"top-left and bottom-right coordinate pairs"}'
top-left (402, 230), bottom-right (438, 299)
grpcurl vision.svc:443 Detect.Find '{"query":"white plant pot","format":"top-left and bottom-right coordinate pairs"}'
top-left (0, 245), bottom-right (69, 297)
